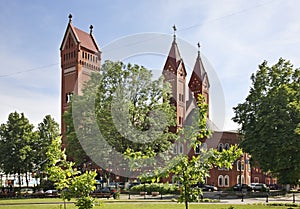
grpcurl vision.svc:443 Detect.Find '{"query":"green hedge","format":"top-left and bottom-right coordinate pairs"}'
top-left (129, 183), bottom-right (179, 194)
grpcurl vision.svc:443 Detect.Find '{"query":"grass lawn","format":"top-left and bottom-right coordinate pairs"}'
top-left (0, 199), bottom-right (298, 209)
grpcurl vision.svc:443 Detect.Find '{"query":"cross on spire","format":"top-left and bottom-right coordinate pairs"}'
top-left (68, 14), bottom-right (72, 23)
top-left (90, 25), bottom-right (93, 35)
top-left (173, 24), bottom-right (177, 41)
top-left (197, 42), bottom-right (201, 56)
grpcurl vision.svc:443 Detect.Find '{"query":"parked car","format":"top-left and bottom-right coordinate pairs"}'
top-left (45, 189), bottom-right (59, 197)
top-left (108, 182), bottom-right (119, 189)
top-left (91, 187), bottom-right (117, 199)
top-left (118, 182), bottom-right (125, 190)
top-left (232, 184), bottom-right (252, 191)
top-left (267, 184), bottom-right (278, 190)
top-left (200, 184), bottom-right (218, 192)
top-left (254, 183), bottom-right (269, 192)
top-left (192, 183), bottom-right (218, 192)
top-left (249, 183), bottom-right (258, 190)
top-left (20, 188), bottom-right (34, 196)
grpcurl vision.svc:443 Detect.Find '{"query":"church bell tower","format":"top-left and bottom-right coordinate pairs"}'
top-left (60, 14), bottom-right (101, 141)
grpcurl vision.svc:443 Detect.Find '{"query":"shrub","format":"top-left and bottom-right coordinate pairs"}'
top-left (130, 183), bottom-right (178, 194)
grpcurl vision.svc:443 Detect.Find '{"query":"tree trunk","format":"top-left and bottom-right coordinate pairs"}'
top-left (18, 172), bottom-right (21, 189)
top-left (25, 173), bottom-right (29, 187)
top-left (185, 200), bottom-right (188, 209)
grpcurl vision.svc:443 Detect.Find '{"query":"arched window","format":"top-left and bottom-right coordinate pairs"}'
top-left (195, 144), bottom-right (200, 154)
top-left (237, 160), bottom-right (241, 171)
top-left (218, 175), bottom-right (223, 187)
top-left (218, 143), bottom-right (223, 152)
top-left (224, 175), bottom-right (229, 187)
top-left (225, 143), bottom-right (230, 150)
top-left (241, 161), bottom-right (245, 171)
top-left (179, 143), bottom-right (184, 154)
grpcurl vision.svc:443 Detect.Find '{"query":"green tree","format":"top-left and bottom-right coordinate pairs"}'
top-left (65, 60), bottom-right (177, 168)
top-left (46, 137), bottom-right (97, 209)
top-left (0, 111), bottom-right (37, 188)
top-left (233, 58), bottom-right (300, 184)
top-left (144, 95), bottom-right (242, 209)
top-left (34, 115), bottom-right (60, 172)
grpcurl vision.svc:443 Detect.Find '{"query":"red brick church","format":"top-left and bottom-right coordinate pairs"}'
top-left (60, 15), bottom-right (275, 189)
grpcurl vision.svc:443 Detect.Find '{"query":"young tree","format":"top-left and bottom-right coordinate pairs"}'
top-left (233, 58), bottom-right (300, 184)
top-left (145, 95), bottom-right (242, 209)
top-left (46, 137), bottom-right (97, 209)
top-left (0, 111), bottom-right (37, 188)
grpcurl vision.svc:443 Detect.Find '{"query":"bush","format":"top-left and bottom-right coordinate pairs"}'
top-left (267, 203), bottom-right (299, 207)
top-left (130, 183), bottom-right (178, 194)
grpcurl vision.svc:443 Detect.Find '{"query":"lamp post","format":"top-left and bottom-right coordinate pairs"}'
top-left (239, 158), bottom-right (244, 202)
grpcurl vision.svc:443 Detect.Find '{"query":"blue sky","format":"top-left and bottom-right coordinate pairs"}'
top-left (0, 0), bottom-right (299, 131)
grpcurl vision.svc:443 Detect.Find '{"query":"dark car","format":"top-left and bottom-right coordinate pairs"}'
top-left (192, 183), bottom-right (218, 192)
top-left (201, 184), bottom-right (218, 192)
top-left (232, 184), bottom-right (252, 191)
top-left (91, 187), bottom-right (117, 199)
top-left (254, 183), bottom-right (269, 192)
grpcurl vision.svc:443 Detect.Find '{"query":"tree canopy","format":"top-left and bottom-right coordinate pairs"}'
top-left (143, 95), bottom-right (242, 209)
top-left (65, 60), bottom-right (177, 176)
top-left (0, 112), bottom-right (36, 186)
top-left (233, 58), bottom-right (300, 184)
top-left (0, 112), bottom-right (60, 187)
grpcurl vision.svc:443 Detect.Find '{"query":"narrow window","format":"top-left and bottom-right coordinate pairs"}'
top-left (224, 175), bottom-right (229, 187)
top-left (241, 161), bottom-right (245, 171)
top-left (237, 160), bottom-right (241, 171)
top-left (195, 144), bottom-right (200, 154)
top-left (218, 143), bottom-right (223, 152)
top-left (218, 175), bottom-right (223, 187)
top-left (179, 143), bottom-right (184, 154)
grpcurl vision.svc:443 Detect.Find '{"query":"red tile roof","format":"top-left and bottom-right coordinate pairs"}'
top-left (72, 26), bottom-right (99, 52)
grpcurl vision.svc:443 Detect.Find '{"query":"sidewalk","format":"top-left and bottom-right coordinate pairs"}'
top-left (117, 192), bottom-right (300, 205)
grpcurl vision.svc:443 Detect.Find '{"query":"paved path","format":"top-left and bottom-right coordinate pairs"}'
top-left (0, 193), bottom-right (299, 206)
top-left (119, 192), bottom-right (300, 205)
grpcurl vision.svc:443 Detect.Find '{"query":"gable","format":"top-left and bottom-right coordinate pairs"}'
top-left (60, 25), bottom-right (79, 51)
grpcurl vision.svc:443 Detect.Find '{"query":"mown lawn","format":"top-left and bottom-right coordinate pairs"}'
top-left (0, 199), bottom-right (299, 209)
top-left (0, 204), bottom-right (297, 209)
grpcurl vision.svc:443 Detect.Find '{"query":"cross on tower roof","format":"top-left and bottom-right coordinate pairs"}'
top-left (173, 24), bottom-right (177, 41)
top-left (90, 25), bottom-right (93, 35)
top-left (68, 14), bottom-right (72, 23)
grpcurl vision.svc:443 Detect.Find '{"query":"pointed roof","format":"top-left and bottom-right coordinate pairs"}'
top-left (167, 39), bottom-right (182, 69)
top-left (188, 46), bottom-right (210, 88)
top-left (163, 33), bottom-right (187, 76)
top-left (60, 15), bottom-right (100, 53)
